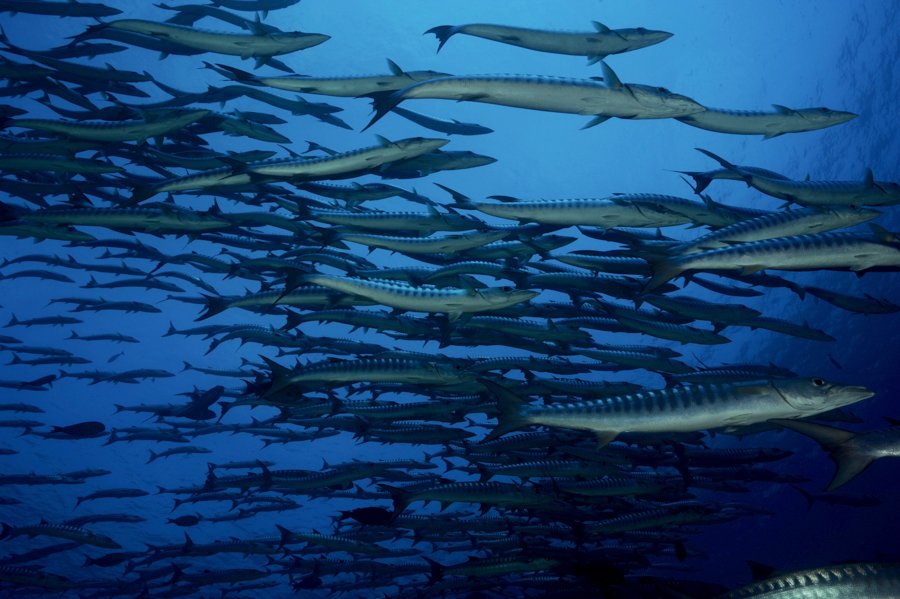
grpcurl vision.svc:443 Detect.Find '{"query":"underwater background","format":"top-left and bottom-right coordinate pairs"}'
top-left (1, 1), bottom-right (899, 596)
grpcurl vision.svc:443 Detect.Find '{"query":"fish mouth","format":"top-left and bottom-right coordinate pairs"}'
top-left (841, 385), bottom-right (876, 403)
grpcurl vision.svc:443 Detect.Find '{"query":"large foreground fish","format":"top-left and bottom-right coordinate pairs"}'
top-left (715, 563), bottom-right (900, 598)
top-left (483, 378), bottom-right (874, 446)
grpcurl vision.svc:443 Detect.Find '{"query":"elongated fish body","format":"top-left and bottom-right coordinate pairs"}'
top-left (677, 105), bottom-right (856, 138)
top-left (474, 196), bottom-right (695, 228)
top-left (642, 294), bottom-right (761, 324)
top-left (0, 1), bottom-right (121, 17)
top-left (744, 174), bottom-right (900, 207)
top-left (775, 419), bottom-right (900, 490)
top-left (10, 206), bottom-right (231, 232)
top-left (208, 0), bottom-right (300, 12)
top-left (803, 285), bottom-right (900, 314)
top-left (252, 137), bottom-right (449, 178)
top-left (151, 137), bottom-right (448, 196)
top-left (0, 522), bottom-right (121, 549)
top-left (484, 378), bottom-right (874, 443)
top-left (672, 207), bottom-right (880, 254)
top-left (0, 154), bottom-right (121, 174)
top-left (264, 357), bottom-right (473, 391)
top-left (218, 63), bottom-right (451, 96)
top-left (426, 22), bottom-right (672, 60)
top-left (645, 231), bottom-right (900, 291)
top-left (93, 20), bottom-right (329, 58)
top-left (365, 62), bottom-right (705, 129)
top-left (387, 73), bottom-right (704, 118)
top-left (302, 274), bottom-right (538, 319)
top-left (4, 110), bottom-right (209, 142)
top-left (716, 563), bottom-right (900, 599)
top-left (310, 208), bottom-right (481, 233)
top-left (390, 106), bottom-right (493, 136)
top-left (698, 149), bottom-right (900, 206)
top-left (338, 230), bottom-right (509, 255)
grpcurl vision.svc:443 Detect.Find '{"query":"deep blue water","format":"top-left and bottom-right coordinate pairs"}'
top-left (1, 1), bottom-right (899, 597)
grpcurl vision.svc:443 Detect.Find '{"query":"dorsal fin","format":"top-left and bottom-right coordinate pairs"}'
top-left (600, 61), bottom-right (622, 90)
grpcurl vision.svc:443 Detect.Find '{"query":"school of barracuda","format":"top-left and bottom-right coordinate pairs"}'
top-left (0, 1), bottom-right (899, 597)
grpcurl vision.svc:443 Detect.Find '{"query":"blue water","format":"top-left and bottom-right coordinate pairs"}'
top-left (1, 1), bottom-right (899, 597)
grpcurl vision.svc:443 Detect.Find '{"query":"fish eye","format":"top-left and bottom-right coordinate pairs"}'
top-left (657, 87), bottom-right (671, 94)
top-left (812, 378), bottom-right (826, 386)
top-left (637, 27), bottom-right (647, 32)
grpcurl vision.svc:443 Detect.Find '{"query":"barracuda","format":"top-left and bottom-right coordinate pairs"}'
top-left (616, 313), bottom-right (731, 345)
top-left (144, 136), bottom-right (448, 199)
top-left (644, 228), bottom-right (900, 292)
top-left (0, 153), bottom-right (121, 174)
top-left (483, 377), bottom-right (874, 445)
top-left (426, 21), bottom-right (672, 62)
top-left (365, 62), bottom-right (705, 130)
top-left (2, 109), bottom-right (209, 142)
top-left (715, 563), bottom-right (900, 599)
top-left (6, 205), bottom-right (232, 233)
top-left (338, 230), bottom-right (509, 255)
top-left (390, 107), bottom-right (493, 136)
top-left (301, 273), bottom-right (538, 320)
top-left (79, 19), bottom-right (329, 60)
top-left (261, 357), bottom-right (474, 396)
top-left (379, 480), bottom-right (556, 516)
top-left (310, 207), bottom-right (483, 233)
top-left (698, 148), bottom-right (900, 206)
top-left (677, 105), bottom-right (857, 138)
top-left (670, 206), bottom-right (880, 254)
top-left (554, 252), bottom-right (652, 275)
top-left (642, 294), bottom-right (761, 326)
top-left (463, 316), bottom-right (591, 344)
top-left (804, 285), bottom-right (900, 314)
top-left (195, 286), bottom-right (377, 321)
top-left (0, 1), bottom-right (121, 17)
top-left (215, 60), bottom-right (451, 96)
top-left (468, 194), bottom-right (721, 228)
top-left (577, 348), bottom-right (694, 374)
top-left (0, 522), bottom-right (121, 549)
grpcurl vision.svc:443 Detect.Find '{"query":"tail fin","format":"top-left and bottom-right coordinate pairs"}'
top-left (642, 255), bottom-right (687, 294)
top-left (195, 294), bottom-right (229, 322)
top-left (275, 524), bottom-right (294, 548)
top-left (479, 378), bottom-right (529, 441)
top-left (210, 62), bottom-right (259, 83)
top-left (147, 450), bottom-right (159, 464)
top-left (361, 90), bottom-right (404, 131)
top-left (695, 148), bottom-right (751, 184)
top-left (675, 170), bottom-right (714, 194)
top-left (424, 25), bottom-right (460, 52)
top-left (6, 314), bottom-right (18, 327)
top-left (433, 182), bottom-right (475, 209)
top-left (376, 483), bottom-right (411, 517)
top-left (259, 356), bottom-right (295, 397)
top-left (772, 419), bottom-right (867, 491)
